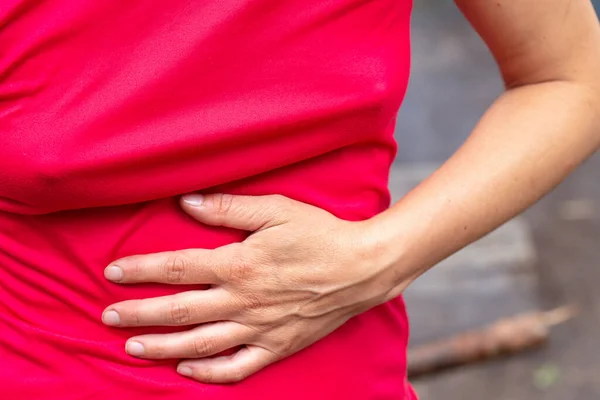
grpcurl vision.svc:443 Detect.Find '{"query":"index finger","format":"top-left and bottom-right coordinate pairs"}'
top-left (104, 247), bottom-right (234, 285)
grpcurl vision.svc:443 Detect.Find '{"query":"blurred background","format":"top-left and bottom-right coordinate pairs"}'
top-left (392, 1), bottom-right (600, 399)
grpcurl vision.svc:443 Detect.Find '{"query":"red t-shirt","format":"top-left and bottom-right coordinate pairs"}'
top-left (0, 1), bottom-right (416, 398)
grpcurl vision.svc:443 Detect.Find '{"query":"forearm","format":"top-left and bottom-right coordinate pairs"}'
top-left (371, 80), bottom-right (600, 298)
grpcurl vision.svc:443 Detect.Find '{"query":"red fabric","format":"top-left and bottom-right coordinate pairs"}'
top-left (0, 1), bottom-right (416, 398)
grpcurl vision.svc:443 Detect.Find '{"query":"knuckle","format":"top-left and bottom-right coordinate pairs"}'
top-left (213, 193), bottom-right (235, 216)
top-left (162, 254), bottom-right (189, 284)
top-left (268, 194), bottom-right (290, 211)
top-left (168, 301), bottom-right (193, 325)
top-left (275, 340), bottom-right (294, 356)
top-left (132, 311), bottom-right (141, 326)
top-left (229, 367), bottom-right (249, 383)
top-left (200, 368), bottom-right (215, 383)
top-left (264, 329), bottom-right (296, 355)
top-left (254, 320), bottom-right (276, 334)
top-left (229, 259), bottom-right (254, 281)
top-left (130, 259), bottom-right (145, 281)
top-left (190, 335), bottom-right (216, 358)
top-left (240, 291), bottom-right (264, 310)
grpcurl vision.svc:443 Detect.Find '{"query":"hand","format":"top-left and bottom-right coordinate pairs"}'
top-left (102, 194), bottom-right (401, 383)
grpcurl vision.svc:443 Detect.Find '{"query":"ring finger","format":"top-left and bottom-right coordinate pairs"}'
top-left (103, 288), bottom-right (233, 327)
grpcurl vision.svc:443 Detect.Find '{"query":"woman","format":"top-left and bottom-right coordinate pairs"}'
top-left (1, 1), bottom-right (599, 399)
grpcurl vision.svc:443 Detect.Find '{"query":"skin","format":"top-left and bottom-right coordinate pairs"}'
top-left (102, 0), bottom-right (600, 384)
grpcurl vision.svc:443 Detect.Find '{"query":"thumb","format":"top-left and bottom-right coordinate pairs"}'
top-left (179, 193), bottom-right (290, 231)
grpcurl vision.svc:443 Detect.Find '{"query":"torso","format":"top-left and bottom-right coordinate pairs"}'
top-left (0, 1), bottom-right (415, 398)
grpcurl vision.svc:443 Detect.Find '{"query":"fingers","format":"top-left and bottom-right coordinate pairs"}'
top-left (180, 193), bottom-right (295, 231)
top-left (125, 321), bottom-right (253, 360)
top-left (102, 289), bottom-right (232, 327)
top-left (177, 345), bottom-right (279, 383)
top-left (105, 248), bottom-right (232, 285)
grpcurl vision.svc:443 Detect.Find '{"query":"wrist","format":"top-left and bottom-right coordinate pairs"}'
top-left (356, 210), bottom-right (421, 304)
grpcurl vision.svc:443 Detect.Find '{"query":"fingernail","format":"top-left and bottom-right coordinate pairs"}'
top-left (102, 310), bottom-right (120, 326)
top-left (104, 266), bottom-right (123, 281)
top-left (182, 194), bottom-right (204, 206)
top-left (126, 341), bottom-right (145, 357)
top-left (177, 366), bottom-right (193, 377)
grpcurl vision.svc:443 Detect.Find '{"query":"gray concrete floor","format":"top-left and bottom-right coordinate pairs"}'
top-left (396, 2), bottom-right (600, 399)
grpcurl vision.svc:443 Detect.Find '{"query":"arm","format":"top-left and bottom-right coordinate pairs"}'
top-left (101, 0), bottom-right (600, 384)
top-left (371, 0), bottom-right (600, 299)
